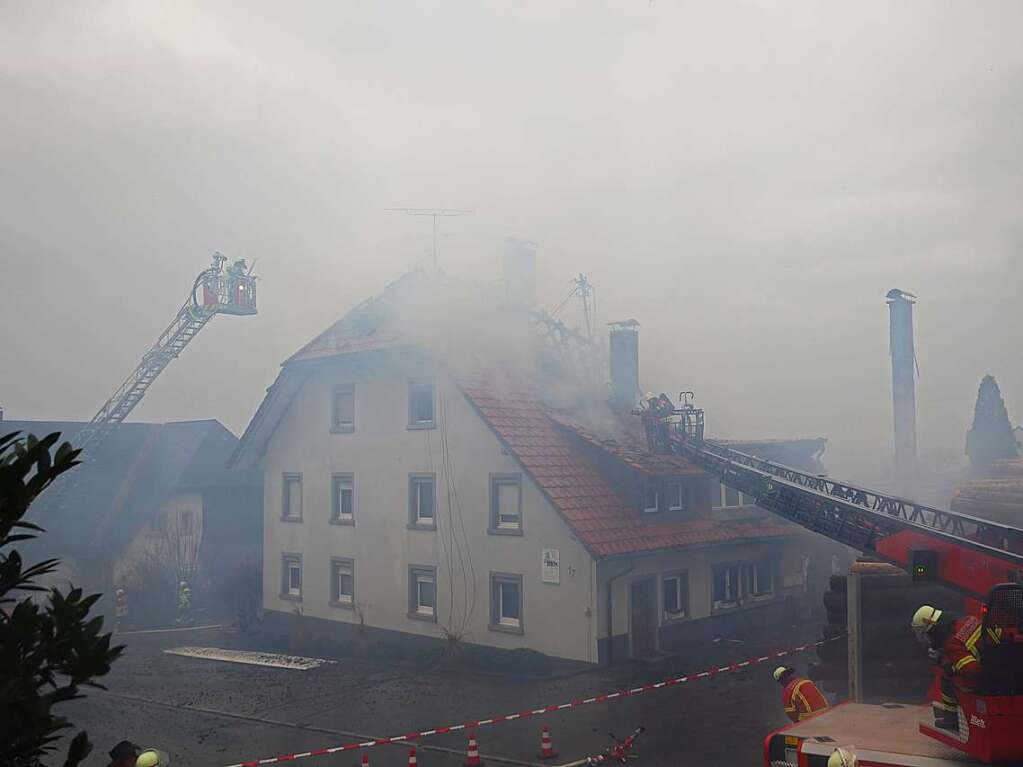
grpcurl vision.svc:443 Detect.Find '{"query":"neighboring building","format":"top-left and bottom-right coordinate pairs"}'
top-left (233, 271), bottom-right (830, 663)
top-left (3, 419), bottom-right (261, 606)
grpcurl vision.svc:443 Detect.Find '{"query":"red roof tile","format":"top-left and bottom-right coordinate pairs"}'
top-left (459, 381), bottom-right (799, 557)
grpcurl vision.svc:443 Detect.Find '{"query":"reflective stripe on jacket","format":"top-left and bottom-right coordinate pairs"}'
top-left (782, 677), bottom-right (829, 722)
top-left (945, 615), bottom-right (1001, 683)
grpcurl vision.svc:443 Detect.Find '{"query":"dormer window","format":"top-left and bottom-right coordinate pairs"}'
top-left (642, 482), bottom-right (659, 513)
top-left (668, 481), bottom-right (684, 511)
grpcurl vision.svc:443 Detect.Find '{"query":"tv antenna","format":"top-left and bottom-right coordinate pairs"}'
top-left (385, 208), bottom-right (472, 268)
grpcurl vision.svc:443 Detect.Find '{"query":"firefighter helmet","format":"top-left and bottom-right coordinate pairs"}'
top-left (827, 747), bottom-right (856, 767)
top-left (773, 666), bottom-right (794, 683)
top-left (136, 750), bottom-right (170, 767)
top-left (911, 605), bottom-right (942, 635)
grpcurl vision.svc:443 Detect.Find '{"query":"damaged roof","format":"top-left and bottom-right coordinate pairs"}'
top-left (460, 382), bottom-right (799, 557)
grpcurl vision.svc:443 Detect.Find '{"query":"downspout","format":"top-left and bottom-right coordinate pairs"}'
top-left (605, 560), bottom-right (635, 665)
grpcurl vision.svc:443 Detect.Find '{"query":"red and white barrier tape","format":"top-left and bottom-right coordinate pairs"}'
top-left (224, 636), bottom-right (838, 767)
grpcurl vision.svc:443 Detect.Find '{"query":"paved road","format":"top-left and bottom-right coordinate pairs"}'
top-left (60, 624), bottom-right (820, 767)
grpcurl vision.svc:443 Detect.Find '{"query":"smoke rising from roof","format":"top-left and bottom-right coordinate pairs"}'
top-left (1, 2), bottom-right (1021, 484)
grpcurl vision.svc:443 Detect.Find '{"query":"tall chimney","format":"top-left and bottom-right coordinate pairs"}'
top-left (503, 238), bottom-right (537, 309)
top-left (608, 320), bottom-right (640, 408)
top-left (886, 289), bottom-right (918, 492)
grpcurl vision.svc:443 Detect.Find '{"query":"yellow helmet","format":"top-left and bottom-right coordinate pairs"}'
top-left (827, 747), bottom-right (856, 767)
top-left (136, 750), bottom-right (170, 767)
top-left (911, 605), bottom-right (942, 633)
top-left (773, 666), bottom-right (793, 682)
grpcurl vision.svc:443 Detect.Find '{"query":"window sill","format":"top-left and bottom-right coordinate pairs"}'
top-left (488, 527), bottom-right (524, 537)
top-left (489, 622), bottom-right (524, 635)
top-left (330, 599), bottom-right (355, 610)
top-left (748, 593), bottom-right (775, 602)
top-left (279, 593), bottom-right (303, 602)
top-left (407, 522), bottom-right (437, 531)
top-left (330, 425), bottom-right (355, 434)
top-left (407, 611), bottom-right (437, 623)
top-left (407, 422), bottom-right (437, 431)
top-left (712, 601), bottom-right (740, 613)
top-left (662, 613), bottom-right (689, 623)
top-left (329, 517), bottom-right (355, 527)
top-left (280, 516), bottom-right (303, 524)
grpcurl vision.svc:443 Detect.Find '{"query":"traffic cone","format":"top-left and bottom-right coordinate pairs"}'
top-left (538, 726), bottom-right (558, 760)
top-left (463, 731), bottom-right (483, 767)
top-left (407, 748), bottom-right (417, 767)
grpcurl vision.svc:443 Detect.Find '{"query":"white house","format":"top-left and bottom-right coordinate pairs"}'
top-left (232, 271), bottom-right (825, 663)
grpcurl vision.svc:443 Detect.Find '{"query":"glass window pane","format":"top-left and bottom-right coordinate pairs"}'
top-left (412, 383), bottom-right (434, 423)
top-left (418, 481), bottom-right (434, 519)
top-left (501, 582), bottom-right (520, 619)
top-left (286, 478), bottom-right (301, 517)
top-left (724, 486), bottom-right (740, 507)
top-left (664, 578), bottom-right (679, 613)
top-left (670, 483), bottom-right (683, 510)
top-left (419, 578), bottom-right (435, 609)
top-left (497, 481), bottom-right (519, 526)
top-left (643, 484), bottom-right (658, 511)
top-left (335, 390), bottom-right (354, 425)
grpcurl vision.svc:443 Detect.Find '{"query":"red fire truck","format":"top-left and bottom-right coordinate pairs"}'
top-left (641, 394), bottom-right (1023, 766)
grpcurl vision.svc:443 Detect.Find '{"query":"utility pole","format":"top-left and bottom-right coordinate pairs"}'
top-left (385, 208), bottom-right (471, 269)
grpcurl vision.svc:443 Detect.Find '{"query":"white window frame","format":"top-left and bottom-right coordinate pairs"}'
top-left (409, 566), bottom-right (437, 621)
top-left (711, 481), bottom-right (749, 509)
top-left (408, 379), bottom-right (436, 429)
top-left (490, 572), bottom-right (524, 634)
top-left (490, 474), bottom-right (523, 534)
top-left (282, 473), bottom-right (303, 521)
top-left (712, 563), bottom-right (743, 610)
top-left (747, 561), bottom-right (775, 599)
top-left (642, 482), bottom-right (660, 513)
top-left (282, 553), bottom-right (302, 600)
top-left (331, 473), bottom-right (355, 524)
top-left (662, 571), bottom-right (688, 621)
top-left (330, 557), bottom-right (354, 607)
top-left (331, 383), bottom-right (355, 433)
top-left (409, 474), bottom-right (436, 528)
top-left (668, 482), bottom-right (684, 511)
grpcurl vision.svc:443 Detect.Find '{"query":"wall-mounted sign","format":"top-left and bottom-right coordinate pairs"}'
top-left (542, 548), bottom-right (560, 584)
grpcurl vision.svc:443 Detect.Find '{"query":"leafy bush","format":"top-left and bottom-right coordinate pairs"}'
top-left (0, 432), bottom-right (124, 767)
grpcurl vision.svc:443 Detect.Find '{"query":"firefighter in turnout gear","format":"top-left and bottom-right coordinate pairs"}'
top-left (774, 666), bottom-right (829, 722)
top-left (911, 604), bottom-right (1003, 731)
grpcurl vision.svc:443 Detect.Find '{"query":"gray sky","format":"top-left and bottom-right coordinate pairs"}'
top-left (1, 1), bottom-right (1020, 480)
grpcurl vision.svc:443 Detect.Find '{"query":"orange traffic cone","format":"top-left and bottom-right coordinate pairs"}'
top-left (538, 726), bottom-right (558, 760)
top-left (407, 748), bottom-right (417, 767)
top-left (464, 731), bottom-right (483, 767)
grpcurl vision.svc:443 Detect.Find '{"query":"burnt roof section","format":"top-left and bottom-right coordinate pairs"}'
top-left (459, 381), bottom-right (800, 557)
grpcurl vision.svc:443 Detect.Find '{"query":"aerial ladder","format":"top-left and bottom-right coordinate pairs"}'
top-left (636, 393), bottom-right (1023, 765)
top-left (44, 252), bottom-right (258, 511)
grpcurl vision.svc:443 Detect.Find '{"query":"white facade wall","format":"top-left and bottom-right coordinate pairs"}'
top-left (598, 537), bottom-right (807, 650)
top-left (261, 356), bottom-right (597, 662)
top-left (114, 490), bottom-right (205, 586)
